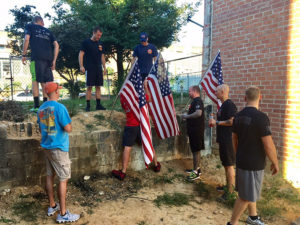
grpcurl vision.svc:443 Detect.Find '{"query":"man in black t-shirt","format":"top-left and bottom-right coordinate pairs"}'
top-left (182, 85), bottom-right (205, 181)
top-left (22, 16), bottom-right (59, 112)
top-left (210, 84), bottom-right (237, 194)
top-left (227, 86), bottom-right (279, 225)
top-left (132, 32), bottom-right (158, 81)
top-left (79, 26), bottom-right (106, 111)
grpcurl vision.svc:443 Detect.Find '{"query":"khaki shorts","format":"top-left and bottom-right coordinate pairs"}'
top-left (44, 149), bottom-right (71, 181)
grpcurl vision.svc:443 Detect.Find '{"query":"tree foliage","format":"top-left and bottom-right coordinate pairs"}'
top-left (6, 0), bottom-right (200, 97)
top-left (61, 0), bottom-right (198, 91)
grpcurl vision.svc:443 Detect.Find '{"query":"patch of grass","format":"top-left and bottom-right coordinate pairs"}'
top-left (94, 114), bottom-right (106, 124)
top-left (12, 201), bottom-right (40, 222)
top-left (85, 124), bottom-right (95, 132)
top-left (195, 181), bottom-right (214, 200)
top-left (137, 221), bottom-right (146, 225)
top-left (216, 164), bottom-right (222, 169)
top-left (257, 199), bottom-right (282, 218)
top-left (153, 174), bottom-right (174, 184)
top-left (0, 216), bottom-right (16, 224)
top-left (19, 194), bottom-right (30, 198)
top-left (167, 167), bottom-right (175, 173)
top-left (87, 208), bottom-right (94, 214)
top-left (154, 192), bottom-right (192, 208)
top-left (221, 190), bottom-right (238, 208)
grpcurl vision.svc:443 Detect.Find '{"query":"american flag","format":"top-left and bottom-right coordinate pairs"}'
top-left (147, 53), bottom-right (180, 139)
top-left (120, 62), bottom-right (154, 165)
top-left (200, 51), bottom-right (224, 109)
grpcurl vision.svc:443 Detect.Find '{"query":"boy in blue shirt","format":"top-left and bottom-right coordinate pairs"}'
top-left (37, 82), bottom-right (80, 223)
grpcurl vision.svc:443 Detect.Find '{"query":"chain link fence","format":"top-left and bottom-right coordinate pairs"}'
top-left (0, 54), bottom-right (203, 102)
top-left (166, 54), bottom-right (203, 93)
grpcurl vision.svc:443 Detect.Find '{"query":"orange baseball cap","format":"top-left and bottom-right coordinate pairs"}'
top-left (45, 82), bottom-right (62, 94)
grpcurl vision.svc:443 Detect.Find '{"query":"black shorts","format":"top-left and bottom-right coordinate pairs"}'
top-left (86, 68), bottom-right (103, 86)
top-left (187, 127), bottom-right (204, 152)
top-left (30, 60), bottom-right (53, 83)
top-left (219, 142), bottom-right (235, 166)
top-left (122, 126), bottom-right (141, 147)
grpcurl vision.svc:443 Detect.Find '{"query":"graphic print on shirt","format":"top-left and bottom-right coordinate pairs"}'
top-left (38, 106), bottom-right (56, 135)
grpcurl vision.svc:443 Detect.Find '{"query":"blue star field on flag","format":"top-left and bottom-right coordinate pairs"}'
top-left (151, 56), bottom-right (171, 97)
top-left (211, 52), bottom-right (224, 85)
top-left (129, 63), bottom-right (146, 107)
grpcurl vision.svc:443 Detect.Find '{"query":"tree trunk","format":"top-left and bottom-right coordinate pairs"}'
top-left (116, 48), bottom-right (125, 93)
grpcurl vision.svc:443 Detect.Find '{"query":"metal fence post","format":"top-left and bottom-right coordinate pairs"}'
top-left (9, 56), bottom-right (13, 100)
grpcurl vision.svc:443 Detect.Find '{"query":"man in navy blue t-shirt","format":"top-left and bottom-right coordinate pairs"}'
top-left (132, 32), bottom-right (158, 81)
top-left (22, 16), bottom-right (59, 112)
top-left (79, 26), bottom-right (106, 111)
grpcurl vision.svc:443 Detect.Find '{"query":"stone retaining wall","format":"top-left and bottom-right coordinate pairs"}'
top-left (0, 120), bottom-right (196, 190)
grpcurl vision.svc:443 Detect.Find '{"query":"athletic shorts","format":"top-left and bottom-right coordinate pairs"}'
top-left (236, 168), bottom-right (264, 202)
top-left (30, 60), bottom-right (53, 83)
top-left (219, 142), bottom-right (235, 166)
top-left (86, 68), bottom-right (103, 87)
top-left (122, 126), bottom-right (141, 147)
top-left (187, 127), bottom-right (204, 152)
top-left (44, 148), bottom-right (71, 182)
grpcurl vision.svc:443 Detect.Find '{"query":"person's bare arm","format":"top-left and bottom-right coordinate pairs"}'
top-left (51, 41), bottom-right (59, 70)
top-left (78, 51), bottom-right (85, 73)
top-left (153, 56), bottom-right (157, 63)
top-left (210, 117), bottom-right (234, 127)
top-left (261, 135), bottom-right (279, 175)
top-left (232, 132), bottom-right (238, 154)
top-left (64, 123), bottom-right (72, 133)
top-left (131, 57), bottom-right (137, 66)
top-left (181, 109), bottom-right (202, 120)
top-left (22, 34), bottom-right (30, 65)
top-left (101, 54), bottom-right (106, 75)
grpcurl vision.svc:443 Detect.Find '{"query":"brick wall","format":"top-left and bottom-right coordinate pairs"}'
top-left (211, 0), bottom-right (300, 186)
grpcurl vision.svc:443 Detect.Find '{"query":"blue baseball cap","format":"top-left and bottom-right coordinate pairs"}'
top-left (140, 32), bottom-right (148, 42)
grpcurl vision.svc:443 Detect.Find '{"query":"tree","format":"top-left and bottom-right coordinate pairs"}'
top-left (61, 0), bottom-right (199, 92)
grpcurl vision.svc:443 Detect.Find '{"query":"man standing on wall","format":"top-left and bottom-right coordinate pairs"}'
top-left (37, 82), bottom-right (80, 223)
top-left (79, 26), bottom-right (106, 111)
top-left (22, 16), bottom-right (59, 112)
top-left (227, 86), bottom-right (279, 225)
top-left (132, 32), bottom-right (158, 81)
top-left (210, 84), bottom-right (237, 196)
top-left (182, 85), bottom-right (205, 181)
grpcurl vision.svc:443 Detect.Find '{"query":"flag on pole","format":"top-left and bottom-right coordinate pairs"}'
top-left (200, 51), bottom-right (224, 109)
top-left (120, 62), bottom-right (154, 165)
top-left (147, 53), bottom-right (180, 139)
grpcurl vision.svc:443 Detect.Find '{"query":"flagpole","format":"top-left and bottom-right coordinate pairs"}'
top-left (108, 58), bottom-right (137, 119)
top-left (181, 50), bottom-right (221, 113)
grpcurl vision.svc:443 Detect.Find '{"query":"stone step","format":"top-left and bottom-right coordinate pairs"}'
top-left (0, 122), bottom-right (41, 139)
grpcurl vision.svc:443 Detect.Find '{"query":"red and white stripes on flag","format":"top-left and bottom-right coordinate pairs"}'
top-left (200, 51), bottom-right (224, 109)
top-left (147, 54), bottom-right (180, 139)
top-left (120, 62), bottom-right (154, 165)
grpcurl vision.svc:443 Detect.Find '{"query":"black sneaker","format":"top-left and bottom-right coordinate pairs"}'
top-left (85, 106), bottom-right (90, 112)
top-left (185, 169), bottom-right (193, 173)
top-left (96, 104), bottom-right (106, 110)
top-left (217, 185), bottom-right (225, 192)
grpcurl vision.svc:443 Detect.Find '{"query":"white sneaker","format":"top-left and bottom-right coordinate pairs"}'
top-left (47, 203), bottom-right (60, 216)
top-left (56, 210), bottom-right (80, 223)
top-left (246, 216), bottom-right (266, 225)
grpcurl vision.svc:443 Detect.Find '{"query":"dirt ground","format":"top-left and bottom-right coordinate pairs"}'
top-left (0, 154), bottom-right (299, 225)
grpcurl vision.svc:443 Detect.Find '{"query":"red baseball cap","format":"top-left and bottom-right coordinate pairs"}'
top-left (45, 82), bottom-right (62, 94)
